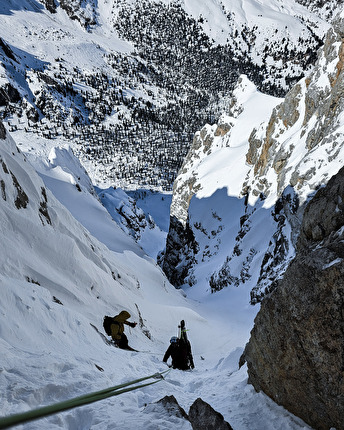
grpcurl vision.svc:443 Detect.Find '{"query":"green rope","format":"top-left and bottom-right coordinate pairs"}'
top-left (0, 370), bottom-right (170, 429)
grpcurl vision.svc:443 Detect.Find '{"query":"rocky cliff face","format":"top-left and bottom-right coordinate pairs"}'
top-left (162, 11), bottom-right (344, 302)
top-left (245, 12), bottom-right (344, 204)
top-left (243, 166), bottom-right (344, 430)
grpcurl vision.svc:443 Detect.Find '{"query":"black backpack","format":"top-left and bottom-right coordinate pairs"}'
top-left (103, 315), bottom-right (115, 336)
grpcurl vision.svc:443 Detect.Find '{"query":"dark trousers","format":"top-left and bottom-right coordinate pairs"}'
top-left (116, 333), bottom-right (129, 349)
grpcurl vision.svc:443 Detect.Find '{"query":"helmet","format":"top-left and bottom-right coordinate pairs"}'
top-left (170, 336), bottom-right (178, 344)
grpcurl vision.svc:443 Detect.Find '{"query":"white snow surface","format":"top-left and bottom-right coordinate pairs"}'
top-left (0, 126), bottom-right (313, 429)
top-left (0, 1), bottom-right (330, 428)
top-left (182, 0), bottom-right (327, 45)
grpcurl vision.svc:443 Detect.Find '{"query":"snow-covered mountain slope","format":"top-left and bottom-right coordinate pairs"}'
top-left (0, 0), bottom-right (332, 190)
top-left (162, 10), bottom-right (344, 302)
top-left (29, 142), bottom-right (170, 258)
top-left (0, 124), bottom-right (312, 429)
top-left (96, 186), bottom-right (171, 259)
top-left (295, 0), bottom-right (344, 20)
top-left (161, 76), bottom-right (294, 300)
top-left (0, 121), bottom-right (191, 343)
top-left (0, 123), bottom-right (191, 424)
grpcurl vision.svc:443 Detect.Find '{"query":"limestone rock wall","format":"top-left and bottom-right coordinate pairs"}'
top-left (243, 167), bottom-right (344, 430)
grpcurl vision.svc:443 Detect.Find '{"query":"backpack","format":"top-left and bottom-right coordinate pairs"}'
top-left (103, 315), bottom-right (115, 336)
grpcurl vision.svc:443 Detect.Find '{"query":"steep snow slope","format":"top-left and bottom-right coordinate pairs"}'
top-left (26, 143), bottom-right (170, 258)
top-left (0, 124), bottom-right (314, 428)
top-left (0, 124), bottom-right (191, 425)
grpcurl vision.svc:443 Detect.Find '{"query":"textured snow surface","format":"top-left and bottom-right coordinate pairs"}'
top-left (0, 1), bottom-right (337, 428)
top-left (0, 128), bottom-right (312, 429)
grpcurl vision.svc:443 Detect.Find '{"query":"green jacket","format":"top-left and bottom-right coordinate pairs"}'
top-left (110, 311), bottom-right (132, 340)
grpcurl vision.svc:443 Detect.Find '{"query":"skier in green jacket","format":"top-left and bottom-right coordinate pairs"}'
top-left (110, 310), bottom-right (137, 350)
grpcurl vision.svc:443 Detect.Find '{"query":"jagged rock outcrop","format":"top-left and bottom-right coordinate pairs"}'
top-left (162, 12), bottom-right (344, 300)
top-left (188, 398), bottom-right (233, 430)
top-left (249, 186), bottom-right (302, 303)
top-left (41, 0), bottom-right (57, 13)
top-left (246, 11), bottom-right (344, 203)
top-left (0, 121), bottom-right (6, 140)
top-left (144, 395), bottom-right (189, 421)
top-left (0, 83), bottom-right (20, 107)
top-left (161, 215), bottom-right (199, 287)
top-left (243, 166), bottom-right (344, 430)
top-left (145, 395), bottom-right (234, 430)
top-left (59, 0), bottom-right (96, 29)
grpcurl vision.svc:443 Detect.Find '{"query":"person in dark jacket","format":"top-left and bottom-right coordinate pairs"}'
top-left (110, 310), bottom-right (137, 350)
top-left (163, 336), bottom-right (194, 370)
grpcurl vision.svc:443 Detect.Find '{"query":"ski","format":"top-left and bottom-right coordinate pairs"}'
top-left (179, 319), bottom-right (188, 342)
top-left (90, 323), bottom-right (138, 351)
top-left (178, 319), bottom-right (195, 369)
